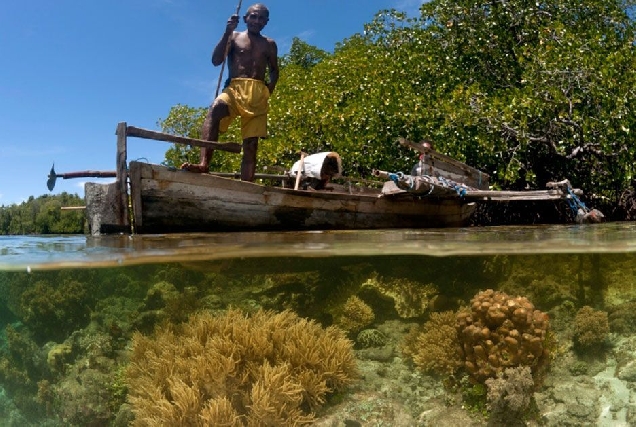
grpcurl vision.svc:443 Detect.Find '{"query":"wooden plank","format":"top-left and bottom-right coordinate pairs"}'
top-left (210, 172), bottom-right (293, 182)
top-left (463, 189), bottom-right (568, 201)
top-left (85, 182), bottom-right (131, 235)
top-left (115, 122), bottom-right (130, 229)
top-left (129, 161), bottom-right (144, 230)
top-left (398, 138), bottom-right (490, 189)
top-left (126, 125), bottom-right (242, 153)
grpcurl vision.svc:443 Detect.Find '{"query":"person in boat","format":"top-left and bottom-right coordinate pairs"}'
top-left (181, 3), bottom-right (279, 181)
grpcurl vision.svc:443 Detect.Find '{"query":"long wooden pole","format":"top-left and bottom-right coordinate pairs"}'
top-left (126, 125), bottom-right (241, 153)
top-left (215, 0), bottom-right (243, 98)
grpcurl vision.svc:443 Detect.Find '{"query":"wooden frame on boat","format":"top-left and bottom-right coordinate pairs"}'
top-left (83, 122), bottom-right (582, 235)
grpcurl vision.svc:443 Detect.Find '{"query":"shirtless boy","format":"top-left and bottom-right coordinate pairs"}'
top-left (182, 3), bottom-right (279, 181)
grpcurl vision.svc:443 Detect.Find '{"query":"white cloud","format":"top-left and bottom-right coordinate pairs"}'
top-left (395, 0), bottom-right (426, 16)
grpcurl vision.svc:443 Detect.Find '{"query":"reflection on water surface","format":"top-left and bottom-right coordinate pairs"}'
top-left (2, 222), bottom-right (636, 270)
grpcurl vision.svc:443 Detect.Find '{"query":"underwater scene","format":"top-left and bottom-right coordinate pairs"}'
top-left (1, 223), bottom-right (636, 426)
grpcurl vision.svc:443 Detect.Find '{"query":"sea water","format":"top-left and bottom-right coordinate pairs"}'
top-left (0, 223), bottom-right (635, 426)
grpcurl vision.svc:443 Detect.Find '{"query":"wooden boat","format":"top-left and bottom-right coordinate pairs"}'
top-left (78, 122), bottom-right (587, 235)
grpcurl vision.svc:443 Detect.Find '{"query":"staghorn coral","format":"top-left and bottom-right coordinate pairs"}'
top-left (485, 366), bottom-right (535, 426)
top-left (456, 289), bottom-right (550, 383)
top-left (337, 295), bottom-right (375, 334)
top-left (403, 311), bottom-right (462, 376)
top-left (572, 306), bottom-right (609, 351)
top-left (125, 308), bottom-right (357, 426)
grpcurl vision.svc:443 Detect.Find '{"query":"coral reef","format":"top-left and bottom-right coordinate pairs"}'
top-left (19, 279), bottom-right (93, 343)
top-left (456, 289), bottom-right (550, 382)
top-left (356, 329), bottom-right (388, 348)
top-left (608, 301), bottom-right (636, 334)
top-left (485, 366), bottom-right (535, 426)
top-left (36, 327), bottom-right (127, 426)
top-left (496, 255), bottom-right (582, 311)
top-left (360, 273), bottom-right (438, 319)
top-left (125, 308), bottom-right (358, 426)
top-left (572, 306), bottom-right (609, 351)
top-left (403, 311), bottom-right (462, 376)
top-left (46, 343), bottom-right (72, 373)
top-left (0, 324), bottom-right (46, 422)
top-left (338, 295), bottom-right (375, 334)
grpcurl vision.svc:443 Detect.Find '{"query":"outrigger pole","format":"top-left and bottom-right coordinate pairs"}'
top-left (215, 0), bottom-right (243, 98)
top-left (47, 164), bottom-right (116, 191)
top-left (46, 125), bottom-right (242, 191)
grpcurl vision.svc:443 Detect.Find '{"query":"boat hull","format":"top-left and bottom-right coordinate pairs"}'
top-left (127, 162), bottom-right (475, 233)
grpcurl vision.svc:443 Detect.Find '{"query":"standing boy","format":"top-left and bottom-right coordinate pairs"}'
top-left (182, 3), bottom-right (279, 181)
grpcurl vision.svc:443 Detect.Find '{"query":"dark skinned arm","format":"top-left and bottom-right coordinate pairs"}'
top-left (212, 14), bottom-right (238, 66)
top-left (267, 40), bottom-right (279, 93)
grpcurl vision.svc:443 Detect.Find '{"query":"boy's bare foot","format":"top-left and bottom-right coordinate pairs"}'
top-left (180, 162), bottom-right (209, 173)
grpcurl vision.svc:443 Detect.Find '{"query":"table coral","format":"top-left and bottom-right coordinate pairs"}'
top-left (456, 289), bottom-right (550, 383)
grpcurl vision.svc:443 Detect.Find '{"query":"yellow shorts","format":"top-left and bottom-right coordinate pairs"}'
top-left (217, 78), bottom-right (270, 139)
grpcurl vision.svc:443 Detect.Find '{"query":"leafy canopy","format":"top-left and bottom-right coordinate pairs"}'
top-left (159, 0), bottom-right (636, 202)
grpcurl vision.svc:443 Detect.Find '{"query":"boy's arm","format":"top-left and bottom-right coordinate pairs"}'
top-left (267, 40), bottom-right (279, 93)
top-left (212, 15), bottom-right (238, 66)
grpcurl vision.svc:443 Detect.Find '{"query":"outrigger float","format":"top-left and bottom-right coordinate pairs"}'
top-left (48, 122), bottom-right (596, 235)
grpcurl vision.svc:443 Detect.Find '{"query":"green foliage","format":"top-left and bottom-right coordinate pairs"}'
top-left (0, 193), bottom-right (85, 235)
top-left (157, 0), bottom-right (636, 202)
top-left (281, 37), bottom-right (330, 69)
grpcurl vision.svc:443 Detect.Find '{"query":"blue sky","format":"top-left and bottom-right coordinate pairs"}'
top-left (0, 0), bottom-right (424, 206)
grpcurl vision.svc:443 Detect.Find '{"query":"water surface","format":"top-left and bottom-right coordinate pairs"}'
top-left (2, 222), bottom-right (635, 270)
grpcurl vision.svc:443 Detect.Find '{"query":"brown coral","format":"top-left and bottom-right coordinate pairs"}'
top-left (338, 295), bottom-right (375, 334)
top-left (456, 289), bottom-right (550, 383)
top-left (125, 308), bottom-right (357, 426)
top-left (405, 311), bottom-right (462, 376)
top-left (360, 273), bottom-right (438, 318)
top-left (573, 305), bottom-right (609, 351)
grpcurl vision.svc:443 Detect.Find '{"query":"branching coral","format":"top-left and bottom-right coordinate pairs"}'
top-left (456, 289), bottom-right (550, 383)
top-left (125, 308), bottom-right (358, 426)
top-left (337, 295), bottom-right (375, 334)
top-left (572, 305), bottom-right (609, 351)
top-left (403, 311), bottom-right (462, 376)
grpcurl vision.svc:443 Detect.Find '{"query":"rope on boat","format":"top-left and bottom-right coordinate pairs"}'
top-left (386, 171), bottom-right (468, 197)
top-left (388, 172), bottom-right (415, 190)
top-left (437, 176), bottom-right (469, 197)
top-left (565, 185), bottom-right (589, 215)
